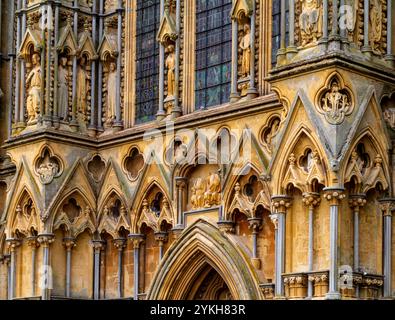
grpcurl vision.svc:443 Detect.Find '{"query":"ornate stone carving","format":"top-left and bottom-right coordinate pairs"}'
top-left (191, 172), bottom-right (221, 210)
top-left (283, 273), bottom-right (308, 299)
top-left (369, 0), bottom-right (383, 55)
top-left (26, 53), bottom-right (42, 124)
top-left (77, 56), bottom-right (91, 117)
top-left (261, 116), bottom-right (281, 154)
top-left (299, 0), bottom-right (323, 46)
top-left (34, 147), bottom-right (62, 185)
top-left (316, 75), bottom-right (354, 125)
top-left (307, 271), bottom-right (329, 297)
top-left (165, 44), bottom-right (176, 99)
top-left (106, 61), bottom-right (117, 124)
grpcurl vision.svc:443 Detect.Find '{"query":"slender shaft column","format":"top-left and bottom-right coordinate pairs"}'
top-left (330, 0), bottom-right (339, 39)
top-left (27, 237), bottom-right (39, 297)
top-left (63, 238), bottom-right (76, 299)
top-left (361, 0), bottom-right (371, 53)
top-left (92, 240), bottom-right (105, 300)
top-left (379, 199), bottom-right (394, 298)
top-left (175, 177), bottom-right (187, 228)
top-left (128, 234), bottom-right (145, 301)
top-left (288, 0), bottom-right (295, 48)
top-left (88, 0), bottom-right (98, 133)
top-left (302, 192), bottom-right (320, 298)
top-left (114, 0), bottom-right (123, 129)
top-left (53, 4), bottom-right (60, 124)
top-left (6, 239), bottom-right (21, 300)
top-left (155, 232), bottom-right (168, 261)
top-left (3, 255), bottom-right (11, 300)
top-left (114, 238), bottom-right (127, 299)
top-left (323, 188), bottom-right (345, 300)
top-left (20, 0), bottom-right (27, 124)
top-left (349, 195), bottom-right (366, 298)
top-left (171, 0), bottom-right (182, 118)
top-left (37, 234), bottom-right (55, 300)
top-left (97, 0), bottom-right (104, 131)
top-left (247, 4), bottom-right (258, 98)
top-left (157, 0), bottom-right (166, 120)
top-left (271, 196), bottom-right (292, 298)
top-left (15, 0), bottom-right (22, 127)
top-left (70, 1), bottom-right (79, 129)
top-left (385, 0), bottom-right (394, 65)
top-left (230, 19), bottom-right (240, 102)
top-left (280, 0), bottom-right (286, 51)
top-left (321, 0), bottom-right (329, 43)
top-left (248, 217), bottom-right (263, 269)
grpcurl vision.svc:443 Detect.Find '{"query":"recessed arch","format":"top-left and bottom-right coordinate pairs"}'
top-left (147, 219), bottom-right (262, 300)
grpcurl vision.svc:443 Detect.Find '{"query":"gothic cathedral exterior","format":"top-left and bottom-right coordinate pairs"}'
top-left (0, 0), bottom-right (394, 300)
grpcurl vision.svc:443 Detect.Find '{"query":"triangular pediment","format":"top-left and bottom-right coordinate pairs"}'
top-left (57, 24), bottom-right (78, 54)
top-left (156, 10), bottom-right (177, 44)
top-left (231, 0), bottom-right (254, 20)
top-left (78, 31), bottom-right (98, 60)
top-left (18, 28), bottom-right (43, 59)
top-left (98, 32), bottom-right (118, 61)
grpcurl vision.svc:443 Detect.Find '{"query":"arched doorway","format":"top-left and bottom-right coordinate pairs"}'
top-left (147, 220), bottom-right (262, 300)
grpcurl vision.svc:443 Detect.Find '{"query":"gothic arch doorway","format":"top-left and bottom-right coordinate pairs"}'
top-left (147, 220), bottom-right (262, 300)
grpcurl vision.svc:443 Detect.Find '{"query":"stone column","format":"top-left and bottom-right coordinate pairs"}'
top-left (230, 18), bottom-right (240, 102)
top-left (277, 0), bottom-right (287, 63)
top-left (3, 255), bottom-right (11, 300)
top-left (157, 0), bottom-right (166, 120)
top-left (379, 198), bottom-right (394, 298)
top-left (361, 0), bottom-right (371, 53)
top-left (349, 195), bottom-right (366, 298)
top-left (248, 217), bottom-right (262, 269)
top-left (37, 234), bottom-right (55, 300)
top-left (247, 2), bottom-right (258, 99)
top-left (14, 0), bottom-right (22, 129)
top-left (53, 2), bottom-right (60, 126)
top-left (97, 0), bottom-right (104, 131)
top-left (385, 0), bottom-right (394, 66)
top-left (114, 0), bottom-right (123, 130)
top-left (92, 240), bottom-right (105, 300)
top-left (63, 237), bottom-right (76, 299)
top-left (113, 238), bottom-right (127, 299)
top-left (128, 234), bottom-right (145, 300)
top-left (27, 236), bottom-right (39, 297)
top-left (286, 0), bottom-right (297, 58)
top-left (323, 188), bottom-right (345, 300)
top-left (6, 238), bottom-right (21, 300)
top-left (302, 192), bottom-right (320, 298)
top-left (70, 0), bottom-right (79, 130)
top-left (172, 0), bottom-right (182, 118)
top-left (155, 232), bottom-right (168, 261)
top-left (320, 0), bottom-right (329, 43)
top-left (271, 195), bottom-right (292, 298)
top-left (175, 177), bottom-right (187, 228)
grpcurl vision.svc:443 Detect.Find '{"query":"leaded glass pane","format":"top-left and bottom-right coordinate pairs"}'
top-left (135, 0), bottom-right (160, 124)
top-left (195, 0), bottom-right (231, 110)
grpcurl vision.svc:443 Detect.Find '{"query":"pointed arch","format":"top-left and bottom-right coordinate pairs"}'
top-left (147, 220), bottom-right (262, 300)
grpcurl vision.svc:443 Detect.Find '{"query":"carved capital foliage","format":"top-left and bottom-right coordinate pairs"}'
top-left (378, 198), bottom-right (395, 216)
top-left (271, 195), bottom-right (292, 213)
top-left (154, 231), bottom-right (169, 244)
top-left (323, 188), bottom-right (346, 205)
top-left (348, 194), bottom-right (367, 210)
top-left (128, 234), bottom-right (145, 249)
top-left (63, 237), bottom-right (77, 251)
top-left (91, 240), bottom-right (106, 252)
top-left (302, 192), bottom-right (321, 208)
top-left (37, 234), bottom-right (55, 247)
top-left (113, 238), bottom-right (127, 250)
top-left (248, 217), bottom-right (263, 232)
top-left (6, 238), bottom-right (21, 252)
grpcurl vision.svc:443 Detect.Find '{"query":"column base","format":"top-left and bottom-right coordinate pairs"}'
top-left (325, 291), bottom-right (341, 300)
top-left (156, 111), bottom-right (166, 122)
top-left (246, 88), bottom-right (258, 100)
top-left (273, 295), bottom-right (287, 300)
top-left (87, 126), bottom-right (97, 137)
top-left (230, 92), bottom-right (240, 103)
top-left (385, 55), bottom-right (395, 68)
top-left (69, 120), bottom-right (79, 132)
top-left (171, 108), bottom-right (182, 119)
top-left (286, 46), bottom-right (298, 60)
top-left (361, 46), bottom-right (372, 57)
top-left (112, 121), bottom-right (123, 132)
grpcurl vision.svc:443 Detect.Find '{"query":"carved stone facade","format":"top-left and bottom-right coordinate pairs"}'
top-left (0, 0), bottom-right (394, 301)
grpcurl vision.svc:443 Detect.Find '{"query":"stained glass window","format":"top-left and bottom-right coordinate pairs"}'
top-left (195, 0), bottom-right (232, 110)
top-left (135, 0), bottom-right (160, 124)
top-left (271, 0), bottom-right (289, 66)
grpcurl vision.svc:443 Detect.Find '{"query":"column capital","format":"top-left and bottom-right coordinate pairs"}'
top-left (378, 198), bottom-right (395, 217)
top-left (2, 254), bottom-right (11, 265)
top-left (271, 195), bottom-right (292, 213)
top-left (26, 236), bottom-right (40, 249)
top-left (248, 217), bottom-right (263, 232)
top-left (349, 194), bottom-right (367, 211)
top-left (154, 231), bottom-right (168, 243)
top-left (269, 214), bottom-right (280, 230)
top-left (302, 192), bottom-right (321, 209)
top-left (6, 238), bottom-right (21, 252)
top-left (323, 187), bottom-right (345, 205)
top-left (128, 233), bottom-right (145, 248)
top-left (113, 238), bottom-right (127, 251)
top-left (37, 234), bottom-right (55, 247)
top-left (91, 240), bottom-right (106, 252)
top-left (63, 237), bottom-right (77, 251)
top-left (175, 177), bottom-right (188, 189)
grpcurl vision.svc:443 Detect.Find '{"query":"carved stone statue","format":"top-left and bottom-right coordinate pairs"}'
top-left (369, 0), bottom-right (382, 54)
top-left (106, 62), bottom-right (117, 122)
top-left (299, 0), bottom-right (322, 46)
top-left (204, 172), bottom-right (221, 207)
top-left (76, 56), bottom-right (90, 116)
top-left (26, 53), bottom-right (42, 124)
top-left (191, 178), bottom-right (205, 210)
top-left (37, 160), bottom-right (59, 185)
top-left (58, 57), bottom-right (69, 121)
top-left (320, 80), bottom-right (352, 124)
top-left (165, 44), bottom-right (176, 98)
top-left (240, 23), bottom-right (251, 77)
top-left (265, 118), bottom-right (280, 146)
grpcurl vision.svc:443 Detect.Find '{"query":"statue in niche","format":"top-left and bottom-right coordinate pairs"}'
top-left (58, 57), bottom-right (69, 121)
top-left (320, 80), bottom-right (352, 124)
top-left (345, 0), bottom-right (358, 42)
top-left (191, 178), bottom-right (206, 210)
top-left (165, 44), bottom-right (176, 98)
top-left (204, 172), bottom-right (221, 207)
top-left (26, 53), bottom-right (42, 124)
top-left (240, 23), bottom-right (251, 78)
top-left (106, 62), bottom-right (117, 123)
top-left (299, 0), bottom-right (322, 46)
top-left (369, 0), bottom-right (383, 54)
top-left (76, 56), bottom-right (90, 116)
